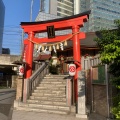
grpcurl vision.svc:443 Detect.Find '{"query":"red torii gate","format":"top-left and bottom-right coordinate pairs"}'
top-left (21, 11), bottom-right (90, 103)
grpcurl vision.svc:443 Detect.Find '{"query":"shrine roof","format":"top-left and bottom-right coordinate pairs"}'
top-left (20, 10), bottom-right (91, 26)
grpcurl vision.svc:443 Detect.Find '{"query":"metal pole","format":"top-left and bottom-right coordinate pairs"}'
top-left (21, 30), bottom-right (24, 55)
top-left (91, 67), bottom-right (94, 112)
top-left (105, 64), bottom-right (110, 119)
top-left (30, 0), bottom-right (34, 22)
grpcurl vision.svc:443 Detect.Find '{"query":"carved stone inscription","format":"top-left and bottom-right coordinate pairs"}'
top-left (77, 71), bottom-right (86, 114)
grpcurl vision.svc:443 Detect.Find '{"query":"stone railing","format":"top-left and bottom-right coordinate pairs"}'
top-left (23, 62), bottom-right (49, 102)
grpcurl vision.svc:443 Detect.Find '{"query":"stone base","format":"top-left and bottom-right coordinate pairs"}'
top-left (76, 114), bottom-right (88, 119)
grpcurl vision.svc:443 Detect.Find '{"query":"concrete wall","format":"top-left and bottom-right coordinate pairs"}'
top-left (0, 54), bottom-right (20, 65)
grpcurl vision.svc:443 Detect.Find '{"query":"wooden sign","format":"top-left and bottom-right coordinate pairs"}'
top-left (47, 25), bottom-right (55, 38)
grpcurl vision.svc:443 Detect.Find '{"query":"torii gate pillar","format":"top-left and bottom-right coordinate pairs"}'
top-left (25, 32), bottom-right (34, 78)
top-left (72, 25), bottom-right (81, 102)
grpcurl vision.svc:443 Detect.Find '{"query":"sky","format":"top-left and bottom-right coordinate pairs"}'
top-left (2, 0), bottom-right (40, 55)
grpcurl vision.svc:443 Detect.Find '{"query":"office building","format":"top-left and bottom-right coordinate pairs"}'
top-left (77, 0), bottom-right (120, 31)
top-left (0, 0), bottom-right (5, 54)
top-left (40, 0), bottom-right (74, 17)
top-left (40, 0), bottom-right (120, 32)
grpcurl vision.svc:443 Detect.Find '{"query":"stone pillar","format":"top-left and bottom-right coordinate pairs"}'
top-left (66, 79), bottom-right (72, 106)
top-left (76, 70), bottom-right (87, 119)
top-left (16, 77), bottom-right (23, 101)
top-left (11, 75), bottom-right (17, 88)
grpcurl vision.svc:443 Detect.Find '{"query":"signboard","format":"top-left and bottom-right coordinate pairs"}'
top-left (47, 25), bottom-right (55, 38)
top-left (92, 65), bottom-right (106, 84)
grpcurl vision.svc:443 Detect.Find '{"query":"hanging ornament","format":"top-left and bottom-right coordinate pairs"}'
top-left (56, 44), bottom-right (59, 49)
top-left (37, 45), bottom-right (42, 52)
top-left (35, 44), bottom-right (38, 49)
top-left (43, 46), bottom-right (47, 53)
top-left (64, 40), bottom-right (67, 46)
top-left (53, 45), bottom-right (56, 53)
top-left (49, 46), bottom-right (52, 51)
top-left (60, 43), bottom-right (64, 51)
top-left (42, 46), bottom-right (44, 51)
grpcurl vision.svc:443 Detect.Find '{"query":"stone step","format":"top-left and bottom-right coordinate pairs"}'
top-left (19, 103), bottom-right (70, 111)
top-left (46, 75), bottom-right (68, 77)
top-left (16, 107), bottom-right (69, 115)
top-left (44, 76), bottom-right (67, 79)
top-left (36, 86), bottom-right (65, 90)
top-left (43, 78), bottom-right (66, 81)
top-left (30, 96), bottom-right (66, 102)
top-left (27, 99), bottom-right (67, 106)
top-left (34, 89), bottom-right (65, 94)
top-left (41, 81), bottom-right (66, 84)
top-left (32, 92), bottom-right (66, 97)
top-left (38, 84), bottom-right (66, 87)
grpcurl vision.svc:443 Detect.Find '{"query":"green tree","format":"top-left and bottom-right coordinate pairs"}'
top-left (94, 20), bottom-right (120, 119)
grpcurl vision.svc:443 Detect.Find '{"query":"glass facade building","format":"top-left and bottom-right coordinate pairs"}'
top-left (39, 0), bottom-right (120, 32)
top-left (0, 0), bottom-right (5, 54)
top-left (78, 0), bottom-right (120, 32)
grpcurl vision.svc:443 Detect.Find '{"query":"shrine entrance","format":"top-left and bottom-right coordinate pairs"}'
top-left (21, 11), bottom-right (90, 104)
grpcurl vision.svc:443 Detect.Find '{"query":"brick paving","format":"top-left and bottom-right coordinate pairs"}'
top-left (12, 110), bottom-right (107, 120)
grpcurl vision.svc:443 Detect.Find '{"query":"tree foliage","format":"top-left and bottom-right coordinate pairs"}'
top-left (94, 20), bottom-right (120, 119)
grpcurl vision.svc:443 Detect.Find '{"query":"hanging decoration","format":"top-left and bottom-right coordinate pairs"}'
top-left (49, 46), bottom-right (52, 51)
top-left (56, 44), bottom-right (59, 49)
top-left (43, 47), bottom-right (47, 53)
top-left (42, 46), bottom-right (44, 51)
top-left (60, 43), bottom-right (64, 51)
top-left (64, 41), bottom-right (67, 46)
top-left (53, 45), bottom-right (56, 53)
top-left (37, 45), bottom-right (42, 53)
top-left (28, 32), bottom-right (80, 53)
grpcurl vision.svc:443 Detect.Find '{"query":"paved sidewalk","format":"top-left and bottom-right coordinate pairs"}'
top-left (12, 110), bottom-right (107, 120)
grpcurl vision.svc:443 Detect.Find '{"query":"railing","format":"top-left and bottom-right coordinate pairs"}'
top-left (23, 62), bottom-right (49, 102)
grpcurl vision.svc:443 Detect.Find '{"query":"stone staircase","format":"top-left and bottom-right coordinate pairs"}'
top-left (16, 74), bottom-right (75, 115)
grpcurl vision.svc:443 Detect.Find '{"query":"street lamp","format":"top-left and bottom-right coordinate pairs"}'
top-left (30, 0), bottom-right (34, 22)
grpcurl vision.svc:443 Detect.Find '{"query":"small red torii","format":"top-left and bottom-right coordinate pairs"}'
top-left (21, 11), bottom-right (90, 103)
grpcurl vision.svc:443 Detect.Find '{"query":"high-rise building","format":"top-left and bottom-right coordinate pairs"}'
top-left (40, 0), bottom-right (74, 17)
top-left (40, 0), bottom-right (120, 32)
top-left (0, 0), bottom-right (5, 54)
top-left (77, 0), bottom-right (120, 31)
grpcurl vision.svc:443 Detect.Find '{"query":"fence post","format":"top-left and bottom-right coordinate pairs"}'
top-left (23, 79), bottom-right (29, 103)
